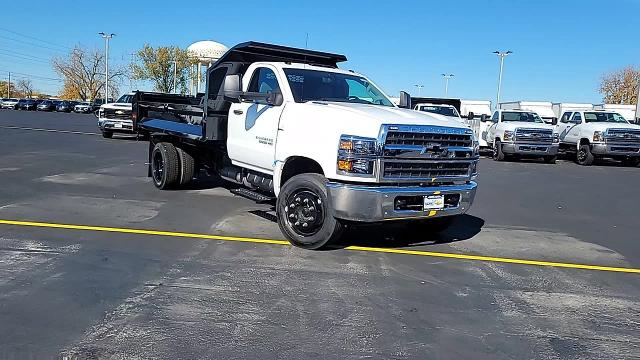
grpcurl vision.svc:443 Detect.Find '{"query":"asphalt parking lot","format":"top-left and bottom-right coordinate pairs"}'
top-left (0, 110), bottom-right (639, 359)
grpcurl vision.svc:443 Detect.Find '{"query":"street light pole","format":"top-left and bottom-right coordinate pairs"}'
top-left (99, 32), bottom-right (115, 102)
top-left (413, 84), bottom-right (424, 96)
top-left (441, 74), bottom-right (454, 97)
top-left (493, 50), bottom-right (512, 109)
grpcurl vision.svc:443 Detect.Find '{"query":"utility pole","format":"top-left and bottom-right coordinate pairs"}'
top-left (493, 50), bottom-right (512, 109)
top-left (413, 84), bottom-right (424, 96)
top-left (441, 74), bottom-right (454, 97)
top-left (6, 72), bottom-right (10, 98)
top-left (99, 32), bottom-right (115, 102)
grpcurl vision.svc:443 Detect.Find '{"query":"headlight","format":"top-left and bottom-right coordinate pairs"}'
top-left (553, 133), bottom-right (559, 143)
top-left (593, 131), bottom-right (604, 142)
top-left (337, 135), bottom-right (377, 176)
top-left (503, 130), bottom-right (515, 142)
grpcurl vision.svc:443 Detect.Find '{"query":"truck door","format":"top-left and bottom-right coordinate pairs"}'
top-left (485, 111), bottom-right (500, 143)
top-left (563, 112), bottom-right (583, 144)
top-left (227, 66), bottom-right (285, 173)
top-left (556, 111), bottom-right (574, 141)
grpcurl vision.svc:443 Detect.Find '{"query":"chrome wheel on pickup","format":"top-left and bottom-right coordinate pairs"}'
top-left (277, 173), bottom-right (343, 249)
top-left (576, 144), bottom-right (594, 166)
top-left (492, 140), bottom-right (505, 161)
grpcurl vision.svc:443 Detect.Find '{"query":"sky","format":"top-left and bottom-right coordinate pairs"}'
top-left (0, 0), bottom-right (638, 104)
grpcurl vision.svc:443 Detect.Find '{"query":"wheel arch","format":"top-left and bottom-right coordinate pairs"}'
top-left (275, 156), bottom-right (325, 196)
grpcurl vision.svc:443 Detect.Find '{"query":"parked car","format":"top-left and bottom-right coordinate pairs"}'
top-left (37, 100), bottom-right (57, 111)
top-left (74, 102), bottom-right (93, 113)
top-left (556, 109), bottom-right (640, 166)
top-left (56, 101), bottom-right (76, 112)
top-left (1, 98), bottom-right (19, 109)
top-left (485, 109), bottom-right (559, 163)
top-left (20, 99), bottom-right (38, 111)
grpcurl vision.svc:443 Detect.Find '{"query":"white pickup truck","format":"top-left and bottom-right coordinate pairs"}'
top-left (134, 42), bottom-right (479, 249)
top-left (485, 109), bottom-right (559, 163)
top-left (96, 93), bottom-right (134, 138)
top-left (556, 109), bottom-right (640, 166)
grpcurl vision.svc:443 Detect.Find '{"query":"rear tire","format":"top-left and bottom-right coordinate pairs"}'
top-left (176, 147), bottom-right (195, 186)
top-left (151, 142), bottom-right (180, 189)
top-left (277, 173), bottom-right (343, 249)
top-left (576, 144), bottom-right (594, 166)
top-left (492, 140), bottom-right (505, 161)
top-left (543, 155), bottom-right (557, 164)
top-left (101, 131), bottom-right (113, 139)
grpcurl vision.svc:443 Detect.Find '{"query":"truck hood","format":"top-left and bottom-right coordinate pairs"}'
top-left (577, 122), bottom-right (640, 132)
top-left (305, 102), bottom-right (470, 135)
top-left (501, 122), bottom-right (555, 131)
top-left (101, 103), bottom-right (132, 111)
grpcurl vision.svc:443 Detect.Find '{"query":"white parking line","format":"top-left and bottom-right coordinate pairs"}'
top-left (0, 125), bottom-right (100, 136)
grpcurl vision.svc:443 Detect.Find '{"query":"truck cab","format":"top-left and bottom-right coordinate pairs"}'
top-left (485, 109), bottom-right (559, 163)
top-left (556, 109), bottom-right (640, 166)
top-left (136, 42), bottom-right (479, 249)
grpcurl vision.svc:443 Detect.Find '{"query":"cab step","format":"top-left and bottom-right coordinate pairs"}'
top-left (230, 188), bottom-right (274, 203)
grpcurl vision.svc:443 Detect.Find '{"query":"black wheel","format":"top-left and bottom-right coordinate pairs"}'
top-left (543, 155), bottom-right (557, 164)
top-left (101, 131), bottom-right (113, 138)
top-left (176, 147), bottom-right (195, 186)
top-left (277, 173), bottom-right (343, 249)
top-left (576, 144), bottom-right (594, 166)
top-left (492, 139), bottom-right (505, 161)
top-left (151, 142), bottom-right (180, 189)
top-left (408, 216), bottom-right (456, 235)
top-left (621, 157), bottom-right (640, 167)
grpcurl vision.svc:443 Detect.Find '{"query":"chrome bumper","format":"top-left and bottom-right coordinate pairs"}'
top-left (98, 119), bottom-right (135, 132)
top-left (326, 181), bottom-right (477, 222)
top-left (592, 143), bottom-right (640, 156)
top-left (502, 142), bottom-right (558, 156)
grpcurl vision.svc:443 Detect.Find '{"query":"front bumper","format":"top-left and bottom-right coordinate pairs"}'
top-left (592, 143), bottom-right (640, 156)
top-left (98, 119), bottom-right (135, 133)
top-left (326, 181), bottom-right (477, 222)
top-left (502, 142), bottom-right (558, 156)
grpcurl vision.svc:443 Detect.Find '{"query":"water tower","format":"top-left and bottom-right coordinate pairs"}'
top-left (187, 40), bottom-right (228, 95)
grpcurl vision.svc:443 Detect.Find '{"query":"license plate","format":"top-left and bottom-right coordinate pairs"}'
top-left (424, 195), bottom-right (445, 210)
top-left (114, 123), bottom-right (122, 128)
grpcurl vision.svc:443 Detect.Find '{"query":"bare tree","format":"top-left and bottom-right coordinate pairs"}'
top-left (16, 79), bottom-right (35, 98)
top-left (131, 44), bottom-right (197, 94)
top-left (599, 66), bottom-right (639, 104)
top-left (53, 46), bottom-right (124, 101)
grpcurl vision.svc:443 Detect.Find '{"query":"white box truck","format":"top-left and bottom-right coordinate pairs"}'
top-left (460, 100), bottom-right (492, 119)
top-left (500, 101), bottom-right (556, 124)
top-left (594, 104), bottom-right (637, 122)
top-left (552, 103), bottom-right (594, 120)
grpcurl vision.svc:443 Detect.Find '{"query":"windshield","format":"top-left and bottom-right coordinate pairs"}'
top-left (417, 105), bottom-right (460, 117)
top-left (584, 112), bottom-right (627, 123)
top-left (283, 69), bottom-right (394, 107)
top-left (502, 111), bottom-right (543, 123)
top-left (116, 94), bottom-right (133, 103)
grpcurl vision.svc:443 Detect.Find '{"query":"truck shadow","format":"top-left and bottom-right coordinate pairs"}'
top-left (330, 214), bottom-right (485, 250)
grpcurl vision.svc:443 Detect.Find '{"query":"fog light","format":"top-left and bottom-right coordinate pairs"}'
top-left (337, 160), bottom-right (353, 171)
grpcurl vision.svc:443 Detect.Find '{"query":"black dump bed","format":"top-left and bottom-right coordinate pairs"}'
top-left (133, 92), bottom-right (205, 139)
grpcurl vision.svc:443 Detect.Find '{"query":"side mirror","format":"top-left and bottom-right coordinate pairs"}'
top-left (398, 91), bottom-right (411, 109)
top-left (480, 114), bottom-right (488, 122)
top-left (267, 91), bottom-right (284, 106)
top-left (223, 74), bottom-right (242, 102)
top-left (467, 112), bottom-right (474, 120)
top-left (551, 117), bottom-right (558, 125)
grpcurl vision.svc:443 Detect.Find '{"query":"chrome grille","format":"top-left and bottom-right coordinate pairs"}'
top-left (380, 125), bottom-right (476, 182)
top-left (103, 108), bottom-right (131, 120)
top-left (606, 128), bottom-right (640, 143)
top-left (515, 128), bottom-right (553, 144)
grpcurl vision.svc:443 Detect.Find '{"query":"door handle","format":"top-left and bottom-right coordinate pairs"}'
top-left (233, 109), bottom-right (244, 115)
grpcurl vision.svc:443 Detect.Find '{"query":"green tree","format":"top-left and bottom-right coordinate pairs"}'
top-left (130, 45), bottom-right (197, 94)
top-left (599, 65), bottom-right (639, 104)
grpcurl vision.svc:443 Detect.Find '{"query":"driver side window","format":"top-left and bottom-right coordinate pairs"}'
top-left (571, 112), bottom-right (582, 123)
top-left (248, 68), bottom-right (280, 94)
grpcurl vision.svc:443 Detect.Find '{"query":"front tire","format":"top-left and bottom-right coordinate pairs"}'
top-left (621, 157), bottom-right (640, 167)
top-left (151, 142), bottom-right (180, 189)
top-left (576, 144), bottom-right (594, 166)
top-left (492, 140), bottom-right (505, 161)
top-left (277, 173), bottom-right (343, 249)
top-left (543, 155), bottom-right (557, 164)
top-left (101, 131), bottom-right (113, 138)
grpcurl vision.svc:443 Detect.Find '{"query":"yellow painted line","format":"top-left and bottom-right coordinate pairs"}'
top-left (0, 219), bottom-right (638, 274)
